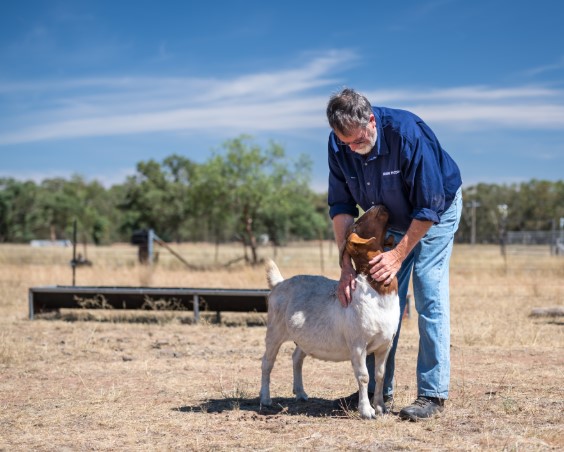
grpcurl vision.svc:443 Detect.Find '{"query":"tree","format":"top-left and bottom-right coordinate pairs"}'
top-left (118, 155), bottom-right (196, 242)
top-left (259, 155), bottom-right (328, 244)
top-left (194, 136), bottom-right (323, 265)
top-left (0, 178), bottom-right (38, 242)
top-left (196, 136), bottom-right (277, 264)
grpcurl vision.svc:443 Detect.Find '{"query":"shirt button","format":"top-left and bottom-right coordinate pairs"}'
top-left (367, 182), bottom-right (371, 186)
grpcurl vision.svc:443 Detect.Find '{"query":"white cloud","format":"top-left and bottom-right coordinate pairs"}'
top-left (405, 103), bottom-right (564, 129)
top-left (522, 56), bottom-right (564, 77)
top-left (365, 86), bottom-right (564, 129)
top-left (1, 51), bottom-right (564, 146)
top-left (366, 86), bottom-right (559, 102)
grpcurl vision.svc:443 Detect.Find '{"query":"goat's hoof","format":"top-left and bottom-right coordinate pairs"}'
top-left (359, 404), bottom-right (377, 420)
top-left (260, 397), bottom-right (273, 407)
top-left (359, 411), bottom-right (377, 420)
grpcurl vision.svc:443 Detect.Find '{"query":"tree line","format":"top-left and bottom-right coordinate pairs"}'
top-left (457, 180), bottom-right (564, 244)
top-left (1, 136), bottom-right (563, 256)
top-left (0, 137), bottom-right (330, 264)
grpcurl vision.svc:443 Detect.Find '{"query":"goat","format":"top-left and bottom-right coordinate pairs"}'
top-left (259, 205), bottom-right (400, 419)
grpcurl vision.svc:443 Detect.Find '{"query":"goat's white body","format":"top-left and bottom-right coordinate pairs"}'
top-left (260, 261), bottom-right (400, 419)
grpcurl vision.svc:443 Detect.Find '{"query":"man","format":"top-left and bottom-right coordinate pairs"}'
top-left (327, 88), bottom-right (462, 421)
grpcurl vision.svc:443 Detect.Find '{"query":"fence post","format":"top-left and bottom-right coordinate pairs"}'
top-left (193, 294), bottom-right (200, 323)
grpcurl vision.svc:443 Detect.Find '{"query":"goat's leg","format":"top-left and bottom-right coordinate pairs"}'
top-left (372, 342), bottom-right (393, 415)
top-left (292, 346), bottom-right (308, 401)
top-left (351, 346), bottom-right (376, 419)
top-left (259, 323), bottom-right (287, 406)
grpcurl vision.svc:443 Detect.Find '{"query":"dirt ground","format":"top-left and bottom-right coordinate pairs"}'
top-left (0, 243), bottom-right (563, 450)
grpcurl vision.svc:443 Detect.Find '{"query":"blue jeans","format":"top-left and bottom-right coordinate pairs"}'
top-left (367, 188), bottom-right (462, 399)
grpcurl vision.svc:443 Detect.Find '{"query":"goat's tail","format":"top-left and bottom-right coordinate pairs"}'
top-left (265, 259), bottom-right (284, 289)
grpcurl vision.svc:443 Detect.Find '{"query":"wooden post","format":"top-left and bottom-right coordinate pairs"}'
top-left (72, 220), bottom-right (77, 286)
top-left (193, 294), bottom-right (200, 323)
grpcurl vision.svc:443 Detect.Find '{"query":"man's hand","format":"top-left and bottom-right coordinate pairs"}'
top-left (337, 264), bottom-right (357, 307)
top-left (369, 219), bottom-right (434, 285)
top-left (369, 248), bottom-right (403, 286)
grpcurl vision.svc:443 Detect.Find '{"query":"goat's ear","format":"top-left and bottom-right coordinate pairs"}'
top-left (347, 232), bottom-right (373, 245)
top-left (384, 235), bottom-right (395, 248)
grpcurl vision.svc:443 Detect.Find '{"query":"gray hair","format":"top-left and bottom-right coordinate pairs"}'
top-left (326, 88), bottom-right (373, 136)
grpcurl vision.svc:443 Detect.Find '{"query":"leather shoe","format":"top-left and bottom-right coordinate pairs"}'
top-left (399, 396), bottom-right (444, 421)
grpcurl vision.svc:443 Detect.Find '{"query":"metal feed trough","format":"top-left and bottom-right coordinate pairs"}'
top-left (28, 285), bottom-right (269, 322)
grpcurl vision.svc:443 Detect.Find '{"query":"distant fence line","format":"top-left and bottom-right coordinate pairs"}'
top-left (506, 230), bottom-right (564, 255)
top-left (506, 230), bottom-right (563, 245)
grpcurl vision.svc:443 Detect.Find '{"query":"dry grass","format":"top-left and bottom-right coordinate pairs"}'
top-left (0, 242), bottom-right (563, 450)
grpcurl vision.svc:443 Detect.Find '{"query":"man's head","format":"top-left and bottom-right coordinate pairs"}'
top-left (326, 88), bottom-right (377, 155)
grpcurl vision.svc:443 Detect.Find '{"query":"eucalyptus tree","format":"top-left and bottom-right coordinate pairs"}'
top-left (195, 136), bottom-right (323, 265)
top-left (259, 154), bottom-right (328, 244)
top-left (118, 155), bottom-right (196, 242)
top-left (0, 178), bottom-right (38, 242)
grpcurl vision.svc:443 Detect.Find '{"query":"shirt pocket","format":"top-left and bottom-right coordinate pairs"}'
top-left (381, 174), bottom-right (403, 197)
top-left (382, 174), bottom-right (402, 190)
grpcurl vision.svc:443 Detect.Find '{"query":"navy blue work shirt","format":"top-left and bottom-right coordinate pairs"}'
top-left (328, 106), bottom-right (462, 232)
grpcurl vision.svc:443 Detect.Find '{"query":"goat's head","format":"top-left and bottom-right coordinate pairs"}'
top-left (344, 205), bottom-right (398, 295)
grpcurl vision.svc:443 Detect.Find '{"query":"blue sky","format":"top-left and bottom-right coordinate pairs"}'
top-left (1, 0), bottom-right (563, 191)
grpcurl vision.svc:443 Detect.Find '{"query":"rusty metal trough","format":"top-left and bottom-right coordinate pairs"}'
top-left (28, 285), bottom-right (269, 322)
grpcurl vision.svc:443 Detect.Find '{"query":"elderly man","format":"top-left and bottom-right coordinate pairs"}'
top-left (327, 88), bottom-right (462, 421)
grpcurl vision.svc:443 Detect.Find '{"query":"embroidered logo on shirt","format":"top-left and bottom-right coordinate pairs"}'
top-left (382, 170), bottom-right (400, 176)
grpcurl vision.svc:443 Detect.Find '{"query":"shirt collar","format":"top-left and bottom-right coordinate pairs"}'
top-left (373, 109), bottom-right (390, 158)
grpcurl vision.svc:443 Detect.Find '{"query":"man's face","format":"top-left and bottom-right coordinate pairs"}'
top-left (335, 115), bottom-right (377, 155)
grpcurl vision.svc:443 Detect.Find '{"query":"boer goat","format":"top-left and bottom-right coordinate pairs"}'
top-left (259, 205), bottom-right (400, 419)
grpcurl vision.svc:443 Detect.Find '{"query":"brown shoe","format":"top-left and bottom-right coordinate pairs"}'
top-left (399, 396), bottom-right (444, 421)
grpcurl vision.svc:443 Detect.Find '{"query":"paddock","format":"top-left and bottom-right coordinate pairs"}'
top-left (1, 243), bottom-right (563, 450)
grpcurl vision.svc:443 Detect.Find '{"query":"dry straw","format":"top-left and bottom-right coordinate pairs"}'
top-left (0, 242), bottom-right (562, 450)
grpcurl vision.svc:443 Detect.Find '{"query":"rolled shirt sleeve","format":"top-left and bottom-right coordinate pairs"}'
top-left (402, 120), bottom-right (455, 224)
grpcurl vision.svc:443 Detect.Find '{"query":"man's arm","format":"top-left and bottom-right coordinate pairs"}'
top-left (332, 213), bottom-right (357, 307)
top-left (369, 219), bottom-right (434, 284)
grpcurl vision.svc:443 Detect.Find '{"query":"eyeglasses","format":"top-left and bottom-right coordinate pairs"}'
top-left (335, 127), bottom-right (369, 147)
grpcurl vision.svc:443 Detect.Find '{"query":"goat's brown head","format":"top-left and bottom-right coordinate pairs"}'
top-left (344, 205), bottom-right (398, 295)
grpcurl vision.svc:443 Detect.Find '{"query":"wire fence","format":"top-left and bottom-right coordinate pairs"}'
top-left (506, 231), bottom-right (564, 255)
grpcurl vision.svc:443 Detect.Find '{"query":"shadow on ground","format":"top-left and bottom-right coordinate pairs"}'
top-left (174, 396), bottom-right (351, 418)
